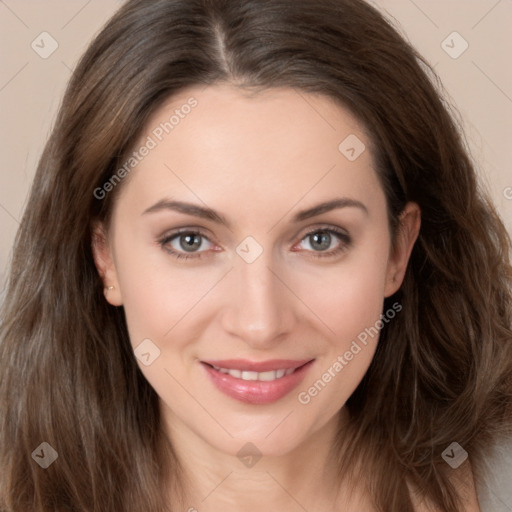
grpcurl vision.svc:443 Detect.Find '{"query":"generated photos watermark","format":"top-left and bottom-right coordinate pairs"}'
top-left (297, 301), bottom-right (402, 405)
top-left (93, 97), bottom-right (198, 200)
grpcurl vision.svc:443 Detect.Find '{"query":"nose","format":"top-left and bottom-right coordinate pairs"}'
top-left (220, 257), bottom-right (296, 349)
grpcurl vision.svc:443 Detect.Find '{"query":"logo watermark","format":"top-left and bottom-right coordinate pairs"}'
top-left (442, 442), bottom-right (468, 469)
top-left (31, 442), bottom-right (59, 469)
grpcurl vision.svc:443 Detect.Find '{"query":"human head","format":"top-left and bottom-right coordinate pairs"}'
top-left (91, 81), bottom-right (421, 458)
top-left (1, 1), bottom-right (511, 511)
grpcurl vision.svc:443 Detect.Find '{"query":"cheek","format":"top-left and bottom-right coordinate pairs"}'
top-left (296, 234), bottom-right (391, 344)
top-left (310, 268), bottom-right (387, 334)
top-left (112, 229), bottom-right (221, 347)
top-left (293, 235), bottom-right (391, 414)
top-left (113, 244), bottom-right (217, 404)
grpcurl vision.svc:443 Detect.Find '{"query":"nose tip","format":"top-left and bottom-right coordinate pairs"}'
top-left (220, 261), bottom-right (295, 348)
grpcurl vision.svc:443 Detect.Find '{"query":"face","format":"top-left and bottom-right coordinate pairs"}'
top-left (93, 84), bottom-right (420, 459)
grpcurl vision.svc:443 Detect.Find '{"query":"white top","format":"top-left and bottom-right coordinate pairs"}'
top-left (477, 436), bottom-right (512, 511)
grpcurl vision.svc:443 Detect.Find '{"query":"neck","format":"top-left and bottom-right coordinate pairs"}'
top-left (162, 407), bottom-right (370, 512)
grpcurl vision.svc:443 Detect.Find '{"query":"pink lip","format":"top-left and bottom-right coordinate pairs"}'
top-left (201, 359), bottom-right (315, 405)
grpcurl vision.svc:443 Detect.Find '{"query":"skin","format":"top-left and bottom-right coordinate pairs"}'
top-left (92, 84), bottom-right (478, 511)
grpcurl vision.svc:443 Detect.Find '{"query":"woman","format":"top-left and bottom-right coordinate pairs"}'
top-left (1, 0), bottom-right (511, 510)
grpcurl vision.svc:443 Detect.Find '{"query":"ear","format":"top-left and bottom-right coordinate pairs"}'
top-left (384, 202), bottom-right (421, 297)
top-left (91, 221), bottom-right (123, 306)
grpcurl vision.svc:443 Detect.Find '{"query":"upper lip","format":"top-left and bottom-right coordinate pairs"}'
top-left (201, 359), bottom-right (314, 372)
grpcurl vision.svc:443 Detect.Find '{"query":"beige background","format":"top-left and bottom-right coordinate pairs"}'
top-left (0, 1), bottom-right (511, 509)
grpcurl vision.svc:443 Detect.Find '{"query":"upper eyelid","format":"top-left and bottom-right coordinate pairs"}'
top-left (292, 224), bottom-right (350, 244)
top-left (159, 223), bottom-right (348, 240)
top-left (159, 226), bottom-right (214, 241)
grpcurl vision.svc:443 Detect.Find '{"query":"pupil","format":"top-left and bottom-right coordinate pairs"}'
top-left (180, 234), bottom-right (201, 252)
top-left (311, 231), bottom-right (331, 251)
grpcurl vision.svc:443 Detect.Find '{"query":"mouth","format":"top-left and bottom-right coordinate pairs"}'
top-left (200, 359), bottom-right (315, 404)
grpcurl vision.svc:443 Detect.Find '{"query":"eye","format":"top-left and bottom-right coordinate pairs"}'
top-left (294, 227), bottom-right (351, 257)
top-left (159, 230), bottom-right (216, 259)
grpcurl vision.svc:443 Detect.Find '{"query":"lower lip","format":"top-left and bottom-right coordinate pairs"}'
top-left (201, 361), bottom-right (314, 405)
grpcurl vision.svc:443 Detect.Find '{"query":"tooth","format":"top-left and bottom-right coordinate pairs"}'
top-left (215, 367), bottom-right (296, 380)
top-left (241, 371), bottom-right (259, 381)
top-left (258, 370), bottom-right (277, 381)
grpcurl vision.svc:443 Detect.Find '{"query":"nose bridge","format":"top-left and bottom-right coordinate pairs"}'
top-left (221, 254), bottom-right (294, 345)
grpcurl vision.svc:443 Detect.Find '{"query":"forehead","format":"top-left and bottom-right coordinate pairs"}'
top-left (143, 83), bottom-right (367, 163)
top-left (115, 84), bottom-right (382, 218)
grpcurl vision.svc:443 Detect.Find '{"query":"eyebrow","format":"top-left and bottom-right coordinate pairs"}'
top-left (292, 198), bottom-right (368, 222)
top-left (142, 197), bottom-right (368, 226)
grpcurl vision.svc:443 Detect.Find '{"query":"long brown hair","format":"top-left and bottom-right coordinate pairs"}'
top-left (1, 0), bottom-right (511, 510)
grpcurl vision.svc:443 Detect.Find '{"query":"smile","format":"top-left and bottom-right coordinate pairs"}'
top-left (201, 359), bottom-right (315, 404)
top-left (210, 366), bottom-right (296, 381)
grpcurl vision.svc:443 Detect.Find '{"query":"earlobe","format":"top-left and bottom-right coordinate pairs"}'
top-left (91, 222), bottom-right (123, 306)
top-left (384, 202), bottom-right (421, 297)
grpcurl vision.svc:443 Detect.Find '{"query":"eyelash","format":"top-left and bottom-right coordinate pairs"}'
top-left (158, 226), bottom-right (352, 261)
top-left (294, 227), bottom-right (352, 259)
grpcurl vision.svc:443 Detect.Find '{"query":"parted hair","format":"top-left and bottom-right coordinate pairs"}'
top-left (1, 0), bottom-right (511, 510)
